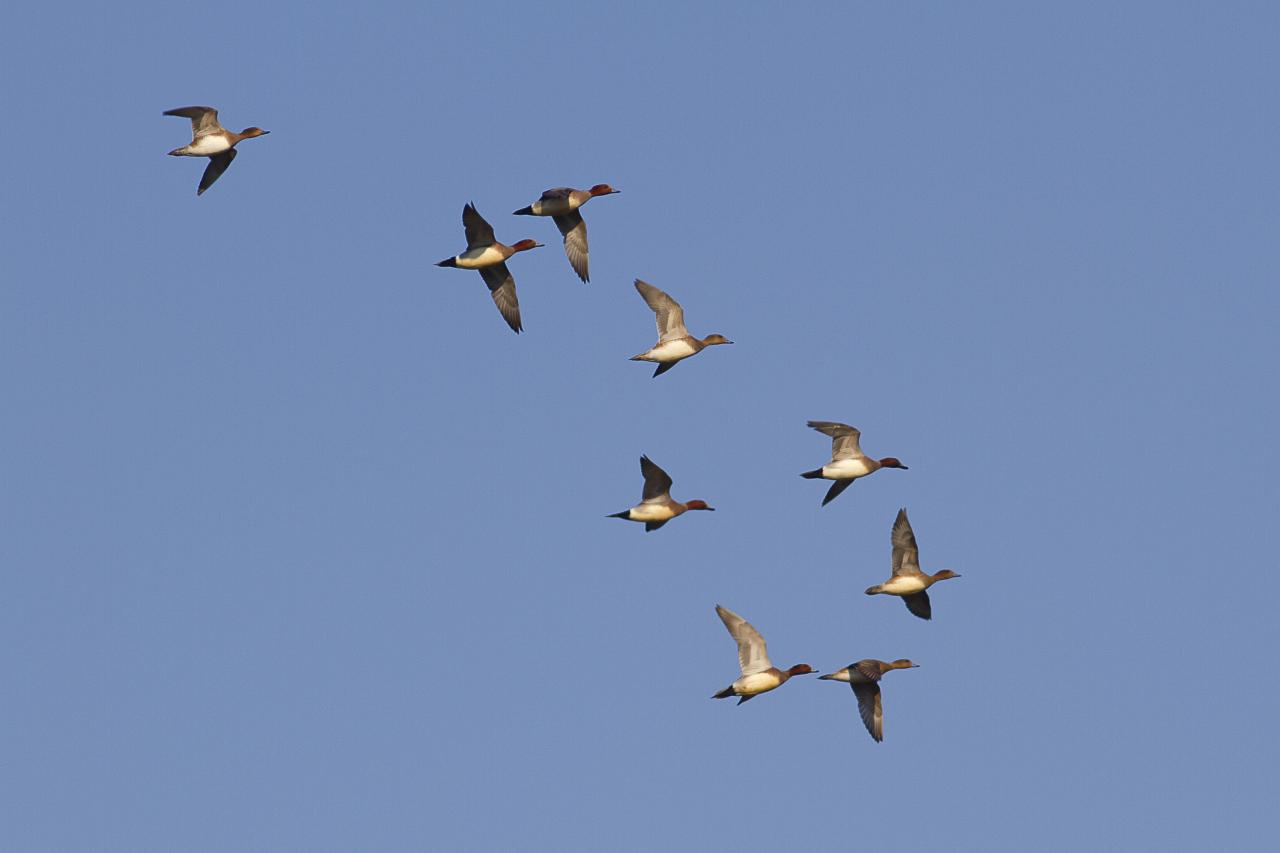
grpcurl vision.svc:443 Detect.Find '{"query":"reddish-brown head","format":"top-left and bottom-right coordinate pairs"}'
top-left (238, 127), bottom-right (270, 139)
top-left (890, 659), bottom-right (919, 670)
top-left (684, 499), bottom-right (714, 511)
top-left (787, 664), bottom-right (816, 676)
top-left (589, 183), bottom-right (619, 196)
top-left (510, 239), bottom-right (543, 253)
top-left (702, 334), bottom-right (734, 346)
top-left (931, 569), bottom-right (961, 581)
top-left (878, 457), bottom-right (908, 470)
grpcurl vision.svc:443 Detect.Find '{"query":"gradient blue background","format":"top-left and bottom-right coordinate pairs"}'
top-left (3, 2), bottom-right (1277, 850)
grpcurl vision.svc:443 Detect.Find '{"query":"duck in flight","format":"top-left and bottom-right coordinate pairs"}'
top-left (436, 203), bottom-right (542, 333)
top-left (164, 106), bottom-right (269, 195)
top-left (799, 421), bottom-right (907, 506)
top-left (864, 508), bottom-right (961, 620)
top-left (513, 184), bottom-right (618, 283)
top-left (607, 455), bottom-right (713, 532)
top-left (712, 605), bottom-right (815, 704)
top-left (819, 659), bottom-right (918, 741)
top-left (629, 279), bottom-right (733, 377)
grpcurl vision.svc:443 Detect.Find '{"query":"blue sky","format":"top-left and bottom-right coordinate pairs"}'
top-left (3, 1), bottom-right (1278, 850)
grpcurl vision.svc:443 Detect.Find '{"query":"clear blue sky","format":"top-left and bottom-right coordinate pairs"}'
top-left (3, 2), bottom-right (1277, 850)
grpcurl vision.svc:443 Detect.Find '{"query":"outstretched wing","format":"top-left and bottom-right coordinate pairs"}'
top-left (197, 149), bottom-right (237, 195)
top-left (554, 211), bottom-right (590, 282)
top-left (634, 279), bottom-right (689, 343)
top-left (807, 421), bottom-right (865, 461)
top-left (164, 106), bottom-right (221, 136)
top-left (851, 681), bottom-right (884, 742)
top-left (902, 591), bottom-right (932, 620)
top-left (463, 203), bottom-right (496, 250)
top-left (716, 605), bottom-right (773, 676)
top-left (891, 508), bottom-right (924, 577)
top-left (478, 263), bottom-right (522, 333)
top-left (639, 455), bottom-right (673, 502)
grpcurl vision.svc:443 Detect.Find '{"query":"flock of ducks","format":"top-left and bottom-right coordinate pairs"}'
top-left (164, 107), bottom-right (964, 744)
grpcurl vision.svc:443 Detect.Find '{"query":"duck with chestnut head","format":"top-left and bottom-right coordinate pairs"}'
top-left (819, 659), bottom-right (919, 742)
top-left (607, 455), bottom-right (714, 532)
top-left (436, 203), bottom-right (542, 333)
top-left (164, 106), bottom-right (270, 195)
top-left (864, 508), bottom-right (961, 620)
top-left (799, 420), bottom-right (908, 506)
top-left (513, 183), bottom-right (618, 282)
top-left (711, 605), bottom-right (815, 704)
top-left (628, 279), bottom-right (733, 377)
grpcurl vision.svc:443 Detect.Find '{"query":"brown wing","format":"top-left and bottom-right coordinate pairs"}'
top-left (891, 508), bottom-right (924, 577)
top-left (478, 263), bottom-right (521, 333)
top-left (197, 149), bottom-right (237, 196)
top-left (164, 106), bottom-right (222, 136)
top-left (639, 455), bottom-right (673, 502)
top-left (851, 681), bottom-right (884, 742)
top-left (634, 279), bottom-right (689, 343)
top-left (822, 479), bottom-right (854, 506)
top-left (807, 421), bottom-right (865, 461)
top-left (553, 211), bottom-right (589, 282)
top-left (463, 203), bottom-right (496, 250)
top-left (902, 591), bottom-right (932, 620)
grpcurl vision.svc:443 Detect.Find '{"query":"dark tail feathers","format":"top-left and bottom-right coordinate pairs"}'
top-left (436, 257), bottom-right (458, 268)
top-left (513, 205), bottom-right (533, 215)
top-left (606, 510), bottom-right (630, 519)
top-left (799, 468), bottom-right (823, 479)
top-left (712, 686), bottom-right (736, 700)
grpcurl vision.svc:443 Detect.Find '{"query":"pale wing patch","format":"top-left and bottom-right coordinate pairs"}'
top-left (716, 605), bottom-right (774, 676)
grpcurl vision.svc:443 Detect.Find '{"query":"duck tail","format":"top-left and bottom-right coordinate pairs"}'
top-left (712, 686), bottom-right (735, 700)
top-left (436, 257), bottom-right (458, 268)
top-left (513, 205), bottom-right (534, 216)
top-left (864, 585), bottom-right (882, 596)
top-left (799, 468), bottom-right (823, 479)
top-left (606, 510), bottom-right (630, 520)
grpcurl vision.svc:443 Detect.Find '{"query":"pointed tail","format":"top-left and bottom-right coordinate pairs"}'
top-left (799, 468), bottom-right (823, 479)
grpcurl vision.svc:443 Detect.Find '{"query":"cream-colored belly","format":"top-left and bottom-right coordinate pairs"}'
top-left (187, 135), bottom-right (232, 156)
top-left (646, 339), bottom-right (698, 362)
top-left (823, 457), bottom-right (875, 479)
top-left (881, 575), bottom-right (927, 595)
top-left (734, 671), bottom-right (782, 695)
top-left (455, 246), bottom-right (507, 268)
top-left (628, 503), bottom-right (677, 522)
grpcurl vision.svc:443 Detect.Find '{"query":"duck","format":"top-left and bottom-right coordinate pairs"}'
top-left (819, 659), bottom-right (918, 742)
top-left (712, 605), bottom-right (815, 704)
top-left (607, 455), bottom-right (713, 532)
top-left (799, 421), bottom-right (908, 506)
top-left (164, 106), bottom-right (269, 195)
top-left (865, 508), bottom-right (961, 620)
top-left (629, 279), bottom-right (733, 377)
top-left (436, 203), bottom-right (542, 333)
top-left (513, 184), bottom-right (618, 282)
